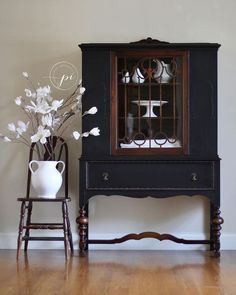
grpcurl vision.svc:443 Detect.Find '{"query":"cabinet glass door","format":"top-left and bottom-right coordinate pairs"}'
top-left (112, 50), bottom-right (188, 155)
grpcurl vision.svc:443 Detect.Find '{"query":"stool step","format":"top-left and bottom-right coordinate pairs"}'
top-left (23, 236), bottom-right (65, 241)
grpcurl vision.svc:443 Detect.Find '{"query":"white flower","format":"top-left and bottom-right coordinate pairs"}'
top-left (81, 132), bottom-right (89, 137)
top-left (76, 94), bottom-right (82, 102)
top-left (83, 106), bottom-right (98, 116)
top-left (31, 126), bottom-right (51, 144)
top-left (82, 127), bottom-right (100, 137)
top-left (89, 127), bottom-right (100, 136)
top-left (72, 131), bottom-right (80, 140)
top-left (79, 87), bottom-right (86, 95)
top-left (50, 99), bottom-right (64, 111)
top-left (47, 95), bottom-right (53, 102)
top-left (25, 89), bottom-right (33, 97)
top-left (22, 72), bottom-right (29, 78)
top-left (42, 113), bottom-right (53, 127)
top-left (15, 96), bottom-right (22, 106)
top-left (8, 123), bottom-right (16, 132)
top-left (1, 74), bottom-right (99, 160)
top-left (26, 100), bottom-right (50, 114)
top-left (3, 136), bottom-right (11, 142)
top-left (36, 86), bottom-right (51, 99)
top-left (16, 121), bottom-right (29, 135)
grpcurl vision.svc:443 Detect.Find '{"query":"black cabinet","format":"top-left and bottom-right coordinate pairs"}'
top-left (77, 38), bottom-right (223, 256)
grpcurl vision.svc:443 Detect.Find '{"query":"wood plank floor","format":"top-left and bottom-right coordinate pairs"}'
top-left (0, 250), bottom-right (236, 295)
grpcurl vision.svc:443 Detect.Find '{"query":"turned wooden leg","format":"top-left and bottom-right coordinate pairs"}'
top-left (62, 201), bottom-right (69, 260)
top-left (65, 202), bottom-right (74, 254)
top-left (17, 201), bottom-right (26, 260)
top-left (211, 205), bottom-right (224, 257)
top-left (24, 201), bottom-right (33, 252)
top-left (76, 207), bottom-right (88, 256)
top-left (210, 202), bottom-right (215, 251)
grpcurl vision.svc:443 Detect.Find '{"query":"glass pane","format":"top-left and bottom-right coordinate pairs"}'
top-left (115, 53), bottom-right (186, 153)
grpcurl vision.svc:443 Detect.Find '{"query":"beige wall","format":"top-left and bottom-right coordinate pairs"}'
top-left (0, 0), bottom-right (235, 249)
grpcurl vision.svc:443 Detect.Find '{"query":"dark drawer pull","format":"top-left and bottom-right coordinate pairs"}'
top-left (102, 172), bottom-right (109, 182)
top-left (191, 173), bottom-right (198, 182)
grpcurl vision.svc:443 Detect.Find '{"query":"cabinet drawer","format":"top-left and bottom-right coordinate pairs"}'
top-left (86, 161), bottom-right (214, 190)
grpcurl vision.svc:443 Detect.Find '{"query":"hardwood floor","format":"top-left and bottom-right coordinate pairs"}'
top-left (0, 250), bottom-right (235, 295)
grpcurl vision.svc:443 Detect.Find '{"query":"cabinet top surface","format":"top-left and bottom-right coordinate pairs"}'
top-left (79, 37), bottom-right (221, 50)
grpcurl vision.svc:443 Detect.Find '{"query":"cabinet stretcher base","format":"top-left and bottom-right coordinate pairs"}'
top-left (77, 203), bottom-right (223, 258)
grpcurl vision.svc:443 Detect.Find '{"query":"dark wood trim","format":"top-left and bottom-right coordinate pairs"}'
top-left (182, 51), bottom-right (189, 155)
top-left (79, 42), bottom-right (221, 50)
top-left (111, 50), bottom-right (189, 156)
top-left (130, 37), bottom-right (170, 45)
top-left (111, 52), bottom-right (118, 156)
top-left (77, 207), bottom-right (88, 256)
top-left (17, 197), bottom-right (71, 202)
top-left (89, 231), bottom-right (211, 245)
top-left (112, 147), bottom-right (186, 156)
top-left (211, 205), bottom-right (224, 257)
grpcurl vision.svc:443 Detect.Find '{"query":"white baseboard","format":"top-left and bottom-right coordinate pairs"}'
top-left (1, 232), bottom-right (235, 250)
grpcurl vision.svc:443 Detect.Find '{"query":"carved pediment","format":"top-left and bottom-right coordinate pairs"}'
top-left (130, 37), bottom-right (169, 45)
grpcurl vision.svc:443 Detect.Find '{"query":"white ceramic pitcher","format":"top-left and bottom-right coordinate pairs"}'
top-left (29, 160), bottom-right (65, 198)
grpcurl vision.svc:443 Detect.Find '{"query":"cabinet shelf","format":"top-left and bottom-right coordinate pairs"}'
top-left (118, 82), bottom-right (180, 87)
top-left (118, 116), bottom-right (180, 120)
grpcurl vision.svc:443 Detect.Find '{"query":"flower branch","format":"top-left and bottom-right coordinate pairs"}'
top-left (0, 72), bottom-right (100, 160)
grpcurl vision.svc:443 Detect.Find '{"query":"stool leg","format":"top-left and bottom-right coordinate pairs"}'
top-left (24, 201), bottom-right (33, 252)
top-left (17, 201), bottom-right (26, 260)
top-left (65, 202), bottom-right (73, 254)
top-left (62, 201), bottom-right (69, 259)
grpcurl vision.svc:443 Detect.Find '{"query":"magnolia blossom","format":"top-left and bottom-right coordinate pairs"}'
top-left (72, 131), bottom-right (80, 140)
top-left (22, 72), bottom-right (29, 78)
top-left (41, 113), bottom-right (53, 127)
top-left (0, 134), bottom-right (9, 142)
top-left (15, 96), bottom-right (22, 106)
top-left (26, 100), bottom-right (50, 114)
top-left (0, 134), bottom-right (11, 142)
top-left (89, 127), bottom-right (100, 136)
top-left (82, 127), bottom-right (100, 137)
top-left (24, 89), bottom-right (33, 97)
top-left (3, 136), bottom-right (11, 142)
top-left (0, 74), bottom-right (99, 160)
top-left (8, 123), bottom-right (16, 132)
top-left (31, 126), bottom-right (51, 144)
top-left (8, 121), bottom-right (29, 136)
top-left (36, 86), bottom-right (51, 99)
top-left (16, 121), bottom-right (29, 135)
top-left (75, 94), bottom-right (82, 103)
top-left (83, 106), bottom-right (98, 116)
top-left (79, 87), bottom-right (85, 95)
top-left (50, 99), bottom-right (64, 111)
